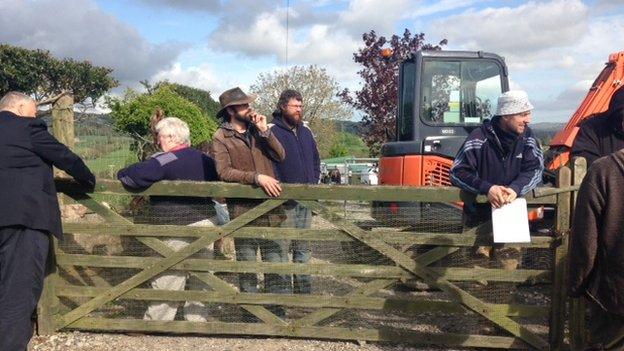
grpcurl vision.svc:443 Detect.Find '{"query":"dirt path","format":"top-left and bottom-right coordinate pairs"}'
top-left (29, 332), bottom-right (446, 351)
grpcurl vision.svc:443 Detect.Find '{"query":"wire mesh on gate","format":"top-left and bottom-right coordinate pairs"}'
top-left (51, 117), bottom-right (555, 347)
top-left (57, 194), bottom-right (554, 343)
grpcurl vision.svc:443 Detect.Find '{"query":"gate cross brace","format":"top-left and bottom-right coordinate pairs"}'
top-left (292, 246), bottom-right (459, 328)
top-left (56, 195), bottom-right (285, 329)
top-left (299, 200), bottom-right (549, 351)
top-left (79, 194), bottom-right (284, 325)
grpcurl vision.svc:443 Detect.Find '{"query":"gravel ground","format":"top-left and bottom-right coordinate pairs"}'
top-left (28, 332), bottom-right (444, 351)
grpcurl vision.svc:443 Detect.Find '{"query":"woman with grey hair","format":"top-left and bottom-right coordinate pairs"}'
top-left (118, 116), bottom-right (221, 322)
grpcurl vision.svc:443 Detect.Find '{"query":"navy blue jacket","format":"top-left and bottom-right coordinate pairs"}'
top-left (450, 117), bottom-right (544, 197)
top-left (0, 111), bottom-right (95, 238)
top-left (117, 147), bottom-right (218, 224)
top-left (270, 112), bottom-right (321, 184)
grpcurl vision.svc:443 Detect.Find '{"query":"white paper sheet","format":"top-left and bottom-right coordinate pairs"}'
top-left (491, 198), bottom-right (531, 243)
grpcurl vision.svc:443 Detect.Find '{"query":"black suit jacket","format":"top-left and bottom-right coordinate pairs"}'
top-left (0, 111), bottom-right (95, 238)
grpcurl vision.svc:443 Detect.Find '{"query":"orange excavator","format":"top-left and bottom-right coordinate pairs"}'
top-left (545, 51), bottom-right (624, 174)
top-left (373, 50), bottom-right (624, 225)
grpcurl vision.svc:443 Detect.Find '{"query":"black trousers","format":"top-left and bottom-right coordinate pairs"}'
top-left (0, 226), bottom-right (50, 351)
top-left (587, 301), bottom-right (624, 350)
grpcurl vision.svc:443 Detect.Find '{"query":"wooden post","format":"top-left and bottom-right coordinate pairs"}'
top-left (51, 94), bottom-right (75, 148)
top-left (569, 157), bottom-right (587, 349)
top-left (39, 94), bottom-right (74, 334)
top-left (37, 237), bottom-right (60, 334)
top-left (549, 165), bottom-right (572, 350)
top-left (50, 94), bottom-right (74, 202)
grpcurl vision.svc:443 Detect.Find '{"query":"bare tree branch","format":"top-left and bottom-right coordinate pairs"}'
top-left (37, 91), bottom-right (69, 106)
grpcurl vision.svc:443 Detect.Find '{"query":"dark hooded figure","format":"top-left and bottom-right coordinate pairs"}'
top-left (568, 147), bottom-right (624, 349)
top-left (572, 85), bottom-right (624, 166)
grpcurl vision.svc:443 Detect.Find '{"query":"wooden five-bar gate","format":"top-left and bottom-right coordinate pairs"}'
top-left (36, 160), bottom-right (589, 350)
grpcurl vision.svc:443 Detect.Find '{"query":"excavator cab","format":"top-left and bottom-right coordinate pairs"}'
top-left (374, 50), bottom-right (509, 226)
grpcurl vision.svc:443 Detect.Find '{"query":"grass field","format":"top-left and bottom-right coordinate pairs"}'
top-left (74, 134), bottom-right (137, 178)
top-left (72, 130), bottom-right (138, 212)
top-left (85, 147), bottom-right (136, 177)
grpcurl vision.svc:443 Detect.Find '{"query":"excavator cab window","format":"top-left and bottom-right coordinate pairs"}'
top-left (420, 59), bottom-right (503, 125)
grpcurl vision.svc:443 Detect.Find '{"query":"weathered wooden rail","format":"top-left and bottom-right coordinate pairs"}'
top-left (37, 165), bottom-right (581, 350)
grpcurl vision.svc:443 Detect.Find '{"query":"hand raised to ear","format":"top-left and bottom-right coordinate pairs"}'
top-left (250, 112), bottom-right (268, 132)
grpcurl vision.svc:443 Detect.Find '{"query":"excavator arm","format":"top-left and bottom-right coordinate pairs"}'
top-left (545, 51), bottom-right (624, 173)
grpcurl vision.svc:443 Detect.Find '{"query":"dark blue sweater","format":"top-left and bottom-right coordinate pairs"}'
top-left (450, 117), bottom-right (544, 197)
top-left (117, 147), bottom-right (218, 224)
top-left (270, 113), bottom-right (321, 184)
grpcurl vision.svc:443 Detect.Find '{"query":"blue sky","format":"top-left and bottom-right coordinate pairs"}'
top-left (1, 0), bottom-right (623, 122)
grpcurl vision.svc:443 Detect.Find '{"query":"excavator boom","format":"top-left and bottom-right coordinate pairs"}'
top-left (546, 51), bottom-right (624, 170)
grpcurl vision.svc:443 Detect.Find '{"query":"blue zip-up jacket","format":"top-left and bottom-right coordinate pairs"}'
top-left (118, 147), bottom-right (218, 188)
top-left (270, 112), bottom-right (321, 184)
top-left (450, 117), bottom-right (544, 197)
top-left (117, 147), bottom-right (219, 224)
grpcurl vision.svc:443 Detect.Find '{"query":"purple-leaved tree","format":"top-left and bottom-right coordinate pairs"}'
top-left (339, 29), bottom-right (446, 155)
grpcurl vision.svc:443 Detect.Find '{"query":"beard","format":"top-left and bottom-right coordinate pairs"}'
top-left (283, 110), bottom-right (302, 126)
top-left (232, 110), bottom-right (251, 124)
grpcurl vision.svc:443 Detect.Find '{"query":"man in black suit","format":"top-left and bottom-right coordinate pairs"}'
top-left (0, 92), bottom-right (95, 350)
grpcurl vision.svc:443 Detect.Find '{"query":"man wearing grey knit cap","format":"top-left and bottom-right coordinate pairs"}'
top-left (449, 91), bottom-right (544, 331)
top-left (450, 90), bottom-right (544, 264)
top-left (451, 90), bottom-right (544, 215)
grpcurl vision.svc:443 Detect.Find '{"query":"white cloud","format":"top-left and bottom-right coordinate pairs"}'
top-left (135, 0), bottom-right (221, 12)
top-left (339, 0), bottom-right (411, 37)
top-left (509, 78), bottom-right (524, 91)
top-left (429, 0), bottom-right (589, 68)
top-left (0, 0), bottom-right (184, 84)
top-left (593, 0), bottom-right (624, 12)
top-left (209, 2), bottom-right (347, 62)
top-left (291, 25), bottom-right (359, 64)
top-left (214, 11), bottom-right (289, 59)
top-left (564, 16), bottom-right (624, 80)
top-left (151, 60), bottom-right (273, 98)
top-left (558, 56), bottom-right (576, 69)
top-left (152, 63), bottom-right (222, 93)
top-left (207, 0), bottom-right (411, 89)
top-left (532, 79), bottom-right (592, 122)
top-left (410, 0), bottom-right (484, 17)
top-left (424, 0), bottom-right (624, 122)
top-left (211, 0), bottom-right (410, 59)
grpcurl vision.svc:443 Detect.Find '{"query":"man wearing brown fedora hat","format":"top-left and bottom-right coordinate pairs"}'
top-left (213, 87), bottom-right (284, 196)
top-left (212, 87), bottom-right (290, 321)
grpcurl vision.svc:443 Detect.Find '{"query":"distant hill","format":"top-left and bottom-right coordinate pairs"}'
top-left (531, 122), bottom-right (567, 133)
top-left (40, 111), bottom-right (113, 125)
top-left (531, 122), bottom-right (566, 143)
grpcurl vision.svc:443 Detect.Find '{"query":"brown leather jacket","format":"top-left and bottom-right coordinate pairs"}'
top-left (212, 122), bottom-right (285, 219)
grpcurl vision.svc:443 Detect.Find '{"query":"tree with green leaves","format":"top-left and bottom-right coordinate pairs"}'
top-left (250, 65), bottom-right (353, 158)
top-left (141, 80), bottom-right (222, 120)
top-left (328, 132), bottom-right (370, 158)
top-left (106, 85), bottom-right (218, 159)
top-left (0, 44), bottom-right (118, 105)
